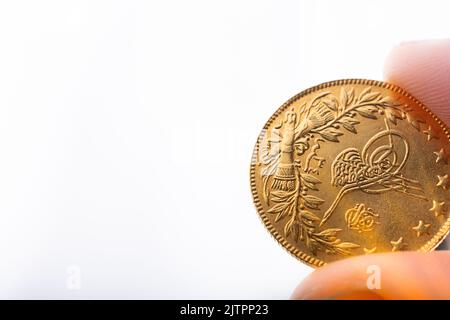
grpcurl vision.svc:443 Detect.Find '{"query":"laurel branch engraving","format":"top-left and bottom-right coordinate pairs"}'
top-left (260, 86), bottom-right (426, 256)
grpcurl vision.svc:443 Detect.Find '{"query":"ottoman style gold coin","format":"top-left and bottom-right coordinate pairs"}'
top-left (250, 79), bottom-right (450, 268)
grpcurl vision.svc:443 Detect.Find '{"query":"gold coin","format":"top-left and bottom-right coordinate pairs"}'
top-left (250, 79), bottom-right (450, 268)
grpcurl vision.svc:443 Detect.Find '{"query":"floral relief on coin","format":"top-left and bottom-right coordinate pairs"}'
top-left (250, 79), bottom-right (450, 267)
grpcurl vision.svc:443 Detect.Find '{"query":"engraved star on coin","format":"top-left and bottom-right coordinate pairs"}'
top-left (436, 174), bottom-right (450, 190)
top-left (434, 148), bottom-right (449, 165)
top-left (391, 237), bottom-right (406, 252)
top-left (429, 200), bottom-right (446, 217)
top-left (423, 126), bottom-right (438, 141)
top-left (407, 115), bottom-right (424, 131)
top-left (412, 220), bottom-right (431, 237)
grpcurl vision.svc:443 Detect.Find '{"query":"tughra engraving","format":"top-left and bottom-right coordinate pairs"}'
top-left (321, 119), bottom-right (426, 225)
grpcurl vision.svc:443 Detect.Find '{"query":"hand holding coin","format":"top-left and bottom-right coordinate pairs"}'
top-left (290, 39), bottom-right (450, 299)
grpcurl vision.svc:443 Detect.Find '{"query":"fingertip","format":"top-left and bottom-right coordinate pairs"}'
top-left (291, 251), bottom-right (450, 300)
top-left (384, 39), bottom-right (450, 124)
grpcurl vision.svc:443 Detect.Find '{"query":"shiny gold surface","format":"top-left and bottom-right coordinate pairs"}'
top-left (250, 79), bottom-right (450, 268)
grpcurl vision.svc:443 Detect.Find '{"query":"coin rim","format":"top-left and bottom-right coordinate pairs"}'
top-left (250, 78), bottom-right (450, 268)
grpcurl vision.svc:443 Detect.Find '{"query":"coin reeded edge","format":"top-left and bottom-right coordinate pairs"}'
top-left (249, 78), bottom-right (450, 268)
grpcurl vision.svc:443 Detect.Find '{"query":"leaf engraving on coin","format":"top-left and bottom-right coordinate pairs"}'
top-left (251, 79), bottom-right (450, 267)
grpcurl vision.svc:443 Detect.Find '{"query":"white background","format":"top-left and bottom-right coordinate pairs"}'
top-left (0, 0), bottom-right (448, 299)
